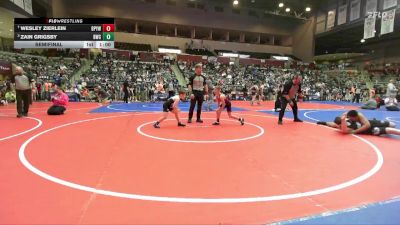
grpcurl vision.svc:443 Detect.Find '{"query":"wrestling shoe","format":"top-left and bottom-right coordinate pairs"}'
top-left (278, 120), bottom-right (283, 125)
top-left (178, 122), bottom-right (186, 127)
top-left (196, 119), bottom-right (203, 123)
top-left (212, 121), bottom-right (220, 125)
top-left (153, 122), bottom-right (160, 128)
top-left (239, 118), bottom-right (245, 125)
top-left (294, 118), bottom-right (303, 122)
top-left (187, 119), bottom-right (192, 123)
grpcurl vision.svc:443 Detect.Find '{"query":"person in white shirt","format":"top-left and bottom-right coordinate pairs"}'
top-left (153, 90), bottom-right (186, 128)
top-left (387, 80), bottom-right (397, 98)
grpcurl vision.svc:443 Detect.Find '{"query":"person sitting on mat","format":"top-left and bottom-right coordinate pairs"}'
top-left (212, 86), bottom-right (244, 126)
top-left (361, 98), bottom-right (378, 110)
top-left (384, 97), bottom-right (400, 111)
top-left (153, 90), bottom-right (186, 129)
top-left (47, 86), bottom-right (69, 115)
top-left (94, 86), bottom-right (111, 105)
top-left (316, 110), bottom-right (400, 136)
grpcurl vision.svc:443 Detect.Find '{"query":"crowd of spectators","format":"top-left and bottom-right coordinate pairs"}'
top-left (0, 51), bottom-right (82, 105)
top-left (71, 54), bottom-right (180, 102)
top-left (1, 50), bottom-right (399, 108)
top-left (178, 60), bottom-right (398, 104)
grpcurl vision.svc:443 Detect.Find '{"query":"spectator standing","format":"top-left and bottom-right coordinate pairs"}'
top-left (123, 80), bottom-right (130, 103)
top-left (387, 79), bottom-right (397, 98)
top-left (44, 82), bottom-right (50, 101)
top-left (36, 81), bottom-right (42, 100)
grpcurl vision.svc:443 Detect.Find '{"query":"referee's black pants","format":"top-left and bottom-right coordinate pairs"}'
top-left (16, 89), bottom-right (31, 116)
top-left (189, 91), bottom-right (204, 121)
top-left (123, 91), bottom-right (129, 103)
top-left (278, 97), bottom-right (299, 121)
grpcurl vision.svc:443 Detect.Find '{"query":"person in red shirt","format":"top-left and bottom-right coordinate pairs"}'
top-left (47, 85), bottom-right (69, 115)
top-left (212, 86), bottom-right (244, 126)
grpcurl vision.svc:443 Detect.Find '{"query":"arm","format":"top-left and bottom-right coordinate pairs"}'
top-left (317, 121), bottom-right (340, 128)
top-left (27, 73), bottom-right (33, 84)
top-left (298, 84), bottom-right (303, 98)
top-left (188, 76), bottom-right (194, 93)
top-left (353, 113), bottom-right (371, 134)
top-left (340, 113), bottom-right (350, 134)
top-left (326, 122), bottom-right (340, 128)
top-left (282, 82), bottom-right (291, 101)
top-left (172, 98), bottom-right (180, 112)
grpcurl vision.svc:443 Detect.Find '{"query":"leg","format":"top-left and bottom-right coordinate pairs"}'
top-left (158, 112), bottom-right (169, 123)
top-left (22, 90), bottom-right (30, 115)
top-left (212, 108), bottom-right (223, 125)
top-left (60, 106), bottom-right (66, 114)
top-left (216, 108), bottom-right (222, 122)
top-left (291, 99), bottom-right (300, 120)
top-left (385, 128), bottom-right (400, 135)
top-left (16, 90), bottom-right (23, 116)
top-left (196, 93), bottom-right (204, 121)
top-left (47, 106), bottom-right (65, 115)
top-left (188, 98), bottom-right (196, 121)
top-left (47, 106), bottom-right (56, 115)
top-left (274, 98), bottom-right (281, 111)
top-left (173, 110), bottom-right (181, 123)
top-left (227, 103), bottom-right (244, 125)
top-left (278, 97), bottom-right (288, 123)
top-left (227, 111), bottom-right (239, 120)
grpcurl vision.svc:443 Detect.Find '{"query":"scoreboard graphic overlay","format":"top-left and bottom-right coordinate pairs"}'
top-left (14, 18), bottom-right (115, 49)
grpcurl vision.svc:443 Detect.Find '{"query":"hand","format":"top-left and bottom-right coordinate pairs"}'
top-left (204, 95), bottom-right (208, 101)
top-left (348, 130), bottom-right (355, 134)
top-left (289, 101), bottom-right (294, 107)
top-left (190, 94), bottom-right (195, 100)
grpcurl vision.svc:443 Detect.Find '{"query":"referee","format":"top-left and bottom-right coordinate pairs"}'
top-left (11, 66), bottom-right (32, 118)
top-left (278, 74), bottom-right (303, 125)
top-left (188, 63), bottom-right (208, 123)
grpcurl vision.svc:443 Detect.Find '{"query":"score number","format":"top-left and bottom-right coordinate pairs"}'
top-left (102, 24), bottom-right (115, 41)
top-left (102, 24), bottom-right (115, 32)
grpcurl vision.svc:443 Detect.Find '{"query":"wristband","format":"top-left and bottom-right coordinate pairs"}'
top-left (316, 121), bottom-right (327, 126)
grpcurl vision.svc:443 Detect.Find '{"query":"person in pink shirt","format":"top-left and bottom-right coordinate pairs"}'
top-left (47, 86), bottom-right (69, 115)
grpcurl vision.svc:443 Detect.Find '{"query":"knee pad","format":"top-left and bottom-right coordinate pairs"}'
top-left (373, 127), bottom-right (386, 136)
